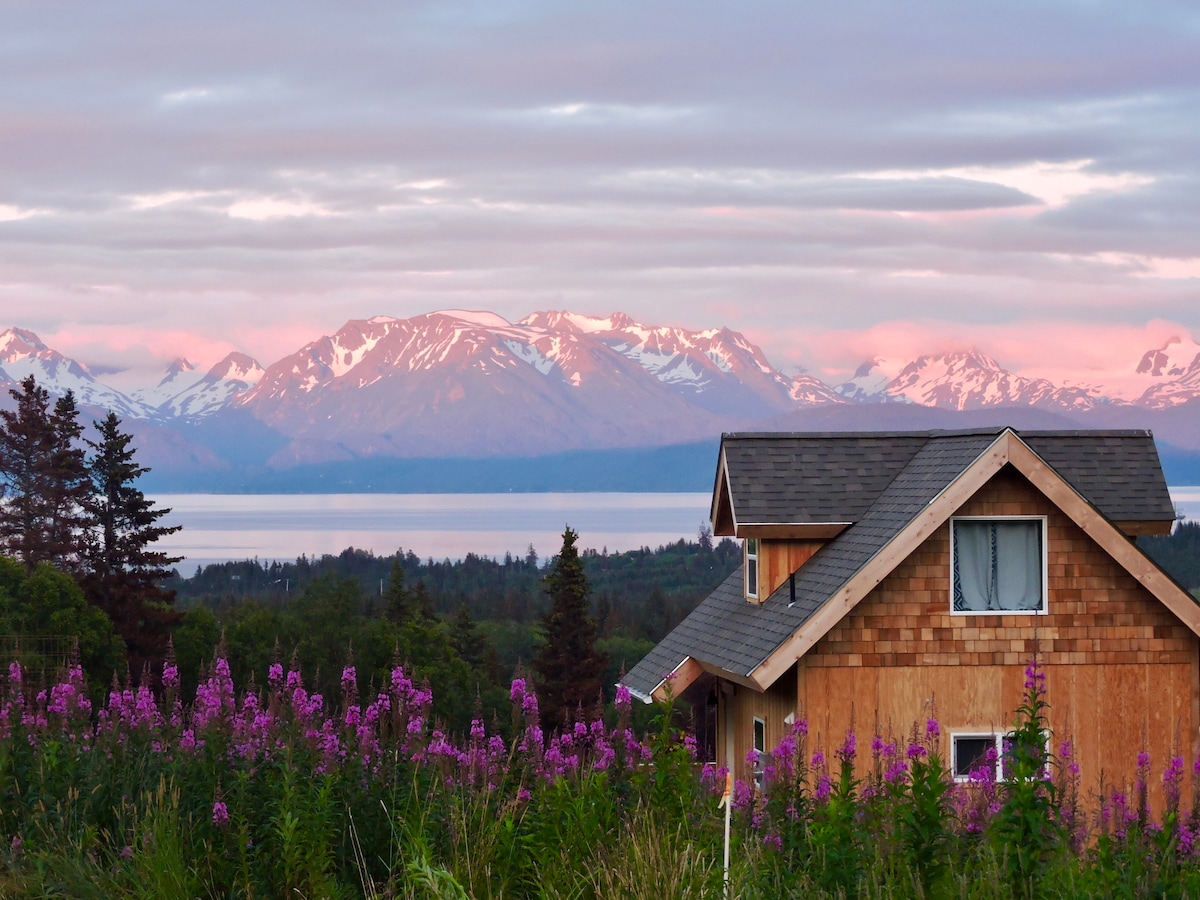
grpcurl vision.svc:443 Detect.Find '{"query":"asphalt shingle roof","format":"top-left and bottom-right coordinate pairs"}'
top-left (623, 428), bottom-right (1172, 700)
top-left (722, 433), bottom-right (929, 524)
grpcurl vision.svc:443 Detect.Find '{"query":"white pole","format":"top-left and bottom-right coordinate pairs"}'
top-left (720, 771), bottom-right (732, 897)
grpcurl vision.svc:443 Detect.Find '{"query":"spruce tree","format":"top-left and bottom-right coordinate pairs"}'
top-left (81, 411), bottom-right (183, 676)
top-left (0, 376), bottom-right (88, 571)
top-left (383, 556), bottom-right (412, 622)
top-left (47, 391), bottom-right (91, 571)
top-left (532, 526), bottom-right (608, 728)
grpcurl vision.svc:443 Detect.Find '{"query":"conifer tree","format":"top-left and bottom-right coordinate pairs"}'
top-left (81, 411), bottom-right (183, 677)
top-left (383, 556), bottom-right (412, 622)
top-left (532, 526), bottom-right (608, 728)
top-left (47, 391), bottom-right (91, 571)
top-left (0, 377), bottom-right (89, 571)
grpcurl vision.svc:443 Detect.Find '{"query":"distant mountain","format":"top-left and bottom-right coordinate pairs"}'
top-left (5, 314), bottom-right (1200, 491)
top-left (150, 352), bottom-right (265, 418)
top-left (520, 310), bottom-right (816, 416)
top-left (836, 349), bottom-right (1106, 412)
top-left (0, 327), bottom-right (151, 418)
top-left (233, 311), bottom-right (741, 463)
top-left (1133, 337), bottom-right (1200, 409)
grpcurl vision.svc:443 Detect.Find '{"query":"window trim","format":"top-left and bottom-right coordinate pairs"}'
top-left (949, 515), bottom-right (1048, 616)
top-left (751, 716), bottom-right (767, 787)
top-left (745, 537), bottom-right (759, 600)
top-left (950, 730), bottom-right (1049, 782)
top-left (752, 716), bottom-right (766, 757)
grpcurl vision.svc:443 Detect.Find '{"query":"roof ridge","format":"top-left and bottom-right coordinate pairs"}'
top-left (723, 428), bottom-right (1155, 440)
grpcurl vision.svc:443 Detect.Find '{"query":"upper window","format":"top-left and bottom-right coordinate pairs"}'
top-left (745, 538), bottom-right (759, 599)
top-left (951, 517), bottom-right (1046, 614)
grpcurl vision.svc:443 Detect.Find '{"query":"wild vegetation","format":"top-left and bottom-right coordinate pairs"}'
top-left (8, 373), bottom-right (1200, 894)
top-left (3, 653), bottom-right (1200, 897)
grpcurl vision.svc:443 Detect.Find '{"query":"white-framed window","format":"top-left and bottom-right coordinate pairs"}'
top-left (950, 517), bottom-right (1046, 614)
top-left (745, 538), bottom-right (759, 600)
top-left (951, 731), bottom-right (1048, 782)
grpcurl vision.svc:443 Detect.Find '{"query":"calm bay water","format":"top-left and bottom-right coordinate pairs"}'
top-left (151, 493), bottom-right (714, 572)
top-left (151, 486), bottom-right (1200, 573)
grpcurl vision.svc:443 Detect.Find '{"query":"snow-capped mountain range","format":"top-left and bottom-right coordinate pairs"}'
top-left (3, 311), bottom-right (1200, 483)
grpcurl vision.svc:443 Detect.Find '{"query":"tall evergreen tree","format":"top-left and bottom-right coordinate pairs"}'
top-left (532, 526), bottom-right (608, 728)
top-left (383, 556), bottom-right (412, 623)
top-left (0, 376), bottom-right (88, 571)
top-left (47, 391), bottom-right (91, 571)
top-left (81, 412), bottom-right (183, 677)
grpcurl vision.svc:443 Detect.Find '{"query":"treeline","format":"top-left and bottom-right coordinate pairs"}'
top-left (0, 376), bottom-right (180, 684)
top-left (172, 534), bottom-right (739, 639)
top-left (1141, 520), bottom-right (1200, 590)
top-left (165, 535), bottom-right (740, 733)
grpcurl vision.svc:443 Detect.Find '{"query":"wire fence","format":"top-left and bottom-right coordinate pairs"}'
top-left (0, 634), bottom-right (75, 682)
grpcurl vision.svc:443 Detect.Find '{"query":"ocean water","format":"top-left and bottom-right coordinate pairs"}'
top-left (151, 486), bottom-right (1200, 573)
top-left (151, 492), bottom-right (715, 572)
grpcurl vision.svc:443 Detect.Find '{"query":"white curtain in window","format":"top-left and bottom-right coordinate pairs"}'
top-left (953, 520), bottom-right (1042, 611)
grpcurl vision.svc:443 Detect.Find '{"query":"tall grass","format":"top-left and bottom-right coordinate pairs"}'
top-left (4, 655), bottom-right (1200, 896)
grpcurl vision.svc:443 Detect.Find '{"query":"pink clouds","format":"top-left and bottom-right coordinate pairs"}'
top-left (760, 318), bottom-right (1197, 398)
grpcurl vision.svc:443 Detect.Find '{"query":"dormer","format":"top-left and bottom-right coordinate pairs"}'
top-left (712, 432), bottom-right (927, 603)
top-left (710, 430), bottom-right (1176, 606)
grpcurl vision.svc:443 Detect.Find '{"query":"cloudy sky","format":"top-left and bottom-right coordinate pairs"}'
top-left (3, 0), bottom-right (1199, 387)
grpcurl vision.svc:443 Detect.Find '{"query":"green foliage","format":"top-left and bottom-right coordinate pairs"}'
top-left (991, 659), bottom-right (1060, 894)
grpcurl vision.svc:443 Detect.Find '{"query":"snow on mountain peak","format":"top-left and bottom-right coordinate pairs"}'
top-left (212, 352), bottom-right (264, 384)
top-left (0, 326), bottom-right (48, 360)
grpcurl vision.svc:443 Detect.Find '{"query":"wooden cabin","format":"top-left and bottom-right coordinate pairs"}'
top-left (621, 428), bottom-right (1200, 795)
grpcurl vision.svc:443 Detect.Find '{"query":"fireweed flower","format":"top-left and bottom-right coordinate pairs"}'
top-left (838, 730), bottom-right (857, 765)
top-left (212, 801), bottom-right (230, 828)
top-left (614, 683), bottom-right (632, 712)
top-left (732, 779), bottom-right (754, 813)
top-left (1165, 755), bottom-right (1186, 812)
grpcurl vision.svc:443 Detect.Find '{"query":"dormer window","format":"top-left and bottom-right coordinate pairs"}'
top-left (745, 538), bottom-right (759, 600)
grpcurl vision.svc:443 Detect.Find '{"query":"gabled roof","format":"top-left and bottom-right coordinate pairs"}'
top-left (711, 429), bottom-right (1176, 538)
top-left (624, 428), bottom-right (1197, 703)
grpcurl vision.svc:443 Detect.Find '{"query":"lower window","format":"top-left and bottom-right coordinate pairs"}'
top-left (951, 731), bottom-right (1047, 781)
top-left (952, 733), bottom-right (1002, 780)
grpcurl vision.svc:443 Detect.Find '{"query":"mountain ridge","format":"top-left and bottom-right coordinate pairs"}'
top-left (4, 313), bottom-right (1200, 489)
